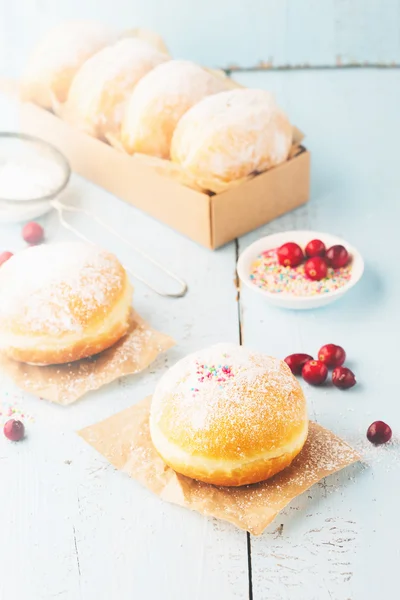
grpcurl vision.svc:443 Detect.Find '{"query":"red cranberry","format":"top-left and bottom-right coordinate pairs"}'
top-left (367, 421), bottom-right (392, 445)
top-left (277, 242), bottom-right (304, 268)
top-left (3, 419), bottom-right (25, 441)
top-left (0, 251), bottom-right (13, 266)
top-left (318, 344), bottom-right (346, 368)
top-left (305, 239), bottom-right (326, 258)
top-left (22, 222), bottom-right (44, 245)
top-left (332, 366), bottom-right (356, 389)
top-left (304, 256), bottom-right (328, 281)
top-left (326, 245), bottom-right (349, 269)
top-left (302, 360), bottom-right (328, 385)
top-left (284, 353), bottom-right (314, 375)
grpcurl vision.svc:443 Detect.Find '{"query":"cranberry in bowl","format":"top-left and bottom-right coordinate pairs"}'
top-left (236, 230), bottom-right (364, 310)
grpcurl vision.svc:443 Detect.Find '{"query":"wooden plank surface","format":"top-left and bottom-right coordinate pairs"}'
top-left (0, 65), bottom-right (399, 600)
top-left (0, 0), bottom-right (399, 77)
top-left (0, 94), bottom-right (249, 600)
top-left (233, 68), bottom-right (400, 599)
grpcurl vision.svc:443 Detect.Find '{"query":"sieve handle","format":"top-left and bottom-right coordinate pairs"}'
top-left (51, 199), bottom-right (188, 298)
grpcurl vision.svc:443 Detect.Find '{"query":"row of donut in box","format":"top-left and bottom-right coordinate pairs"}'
top-left (21, 21), bottom-right (294, 193)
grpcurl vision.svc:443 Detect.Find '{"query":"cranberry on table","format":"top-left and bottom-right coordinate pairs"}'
top-left (305, 239), bottom-right (326, 258)
top-left (284, 353), bottom-right (314, 375)
top-left (367, 421), bottom-right (392, 445)
top-left (304, 256), bottom-right (328, 281)
top-left (326, 245), bottom-right (349, 269)
top-left (22, 221), bottom-right (44, 245)
top-left (277, 242), bottom-right (304, 268)
top-left (318, 344), bottom-right (346, 368)
top-left (0, 251), bottom-right (13, 267)
top-left (332, 366), bottom-right (356, 389)
top-left (3, 419), bottom-right (25, 442)
top-left (302, 360), bottom-right (328, 385)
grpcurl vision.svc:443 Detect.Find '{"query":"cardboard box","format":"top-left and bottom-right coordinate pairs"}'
top-left (20, 102), bottom-right (310, 249)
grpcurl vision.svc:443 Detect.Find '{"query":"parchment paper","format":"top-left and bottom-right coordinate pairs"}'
top-left (0, 311), bottom-right (174, 405)
top-left (79, 396), bottom-right (360, 535)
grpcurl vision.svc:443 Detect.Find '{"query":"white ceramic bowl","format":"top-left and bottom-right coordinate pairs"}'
top-left (237, 230), bottom-right (364, 310)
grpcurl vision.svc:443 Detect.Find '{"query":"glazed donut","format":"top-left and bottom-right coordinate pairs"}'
top-left (171, 88), bottom-right (293, 183)
top-left (64, 38), bottom-right (169, 139)
top-left (21, 21), bottom-right (117, 108)
top-left (150, 343), bottom-right (308, 486)
top-left (0, 242), bottom-right (133, 365)
top-left (120, 60), bottom-right (230, 158)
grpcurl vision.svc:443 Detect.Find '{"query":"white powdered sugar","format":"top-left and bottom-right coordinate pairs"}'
top-left (351, 434), bottom-right (400, 473)
top-left (66, 37), bottom-right (169, 134)
top-left (171, 88), bottom-right (293, 182)
top-left (127, 60), bottom-right (226, 104)
top-left (3, 310), bottom-right (173, 404)
top-left (151, 343), bottom-right (305, 454)
top-left (0, 157), bottom-right (64, 201)
top-left (0, 242), bottom-right (124, 335)
top-left (25, 21), bottom-right (116, 77)
top-left (121, 60), bottom-right (229, 157)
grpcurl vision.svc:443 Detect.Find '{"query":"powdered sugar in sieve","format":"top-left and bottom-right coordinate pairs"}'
top-left (0, 132), bottom-right (70, 222)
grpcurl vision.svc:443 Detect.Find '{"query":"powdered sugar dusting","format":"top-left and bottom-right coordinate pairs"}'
top-left (121, 60), bottom-right (230, 157)
top-left (181, 423), bottom-right (359, 523)
top-left (0, 394), bottom-right (35, 425)
top-left (171, 88), bottom-right (292, 182)
top-left (81, 398), bottom-right (360, 535)
top-left (151, 343), bottom-right (306, 457)
top-left (352, 434), bottom-right (400, 473)
top-left (0, 310), bottom-right (174, 404)
top-left (189, 422), bottom-right (360, 533)
top-left (25, 21), bottom-right (115, 80)
top-left (0, 158), bottom-right (64, 201)
top-left (0, 242), bottom-right (125, 336)
top-left (66, 37), bottom-right (169, 135)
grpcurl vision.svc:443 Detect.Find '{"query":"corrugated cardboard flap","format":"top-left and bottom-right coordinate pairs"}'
top-left (20, 101), bottom-right (214, 248)
top-left (211, 148), bottom-right (310, 249)
top-left (18, 96), bottom-right (310, 251)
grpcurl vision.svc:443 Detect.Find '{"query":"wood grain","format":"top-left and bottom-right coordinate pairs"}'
top-left (0, 93), bottom-right (248, 600)
top-left (0, 62), bottom-right (399, 598)
top-left (234, 68), bottom-right (400, 599)
top-left (0, 0), bottom-right (399, 76)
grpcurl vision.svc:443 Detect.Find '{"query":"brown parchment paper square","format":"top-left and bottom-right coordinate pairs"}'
top-left (0, 311), bottom-right (174, 405)
top-left (79, 396), bottom-right (360, 535)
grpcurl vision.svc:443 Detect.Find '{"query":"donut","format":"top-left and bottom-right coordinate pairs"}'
top-left (64, 38), bottom-right (169, 139)
top-left (150, 343), bottom-right (308, 486)
top-left (21, 21), bottom-right (117, 108)
top-left (123, 27), bottom-right (169, 55)
top-left (0, 242), bottom-right (133, 365)
top-left (120, 60), bottom-right (231, 158)
top-left (170, 88), bottom-right (293, 183)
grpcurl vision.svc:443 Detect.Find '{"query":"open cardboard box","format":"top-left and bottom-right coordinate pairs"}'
top-left (20, 102), bottom-right (310, 249)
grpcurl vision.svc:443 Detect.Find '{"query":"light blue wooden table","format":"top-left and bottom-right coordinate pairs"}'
top-left (1, 0), bottom-right (400, 76)
top-left (0, 38), bottom-right (399, 600)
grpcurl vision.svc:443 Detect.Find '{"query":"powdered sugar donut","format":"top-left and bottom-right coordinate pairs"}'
top-left (120, 60), bottom-right (231, 158)
top-left (123, 27), bottom-right (169, 55)
top-left (64, 38), bottom-right (169, 139)
top-left (150, 343), bottom-right (308, 486)
top-left (171, 88), bottom-right (293, 183)
top-left (21, 21), bottom-right (117, 108)
top-left (0, 242), bottom-right (133, 365)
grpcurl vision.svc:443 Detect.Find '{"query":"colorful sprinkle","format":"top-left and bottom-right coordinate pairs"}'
top-left (191, 360), bottom-right (236, 394)
top-left (249, 248), bottom-right (352, 296)
top-left (0, 393), bottom-right (35, 426)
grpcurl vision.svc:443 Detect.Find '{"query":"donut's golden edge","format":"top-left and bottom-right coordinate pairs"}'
top-left (150, 356), bottom-right (309, 488)
top-left (2, 274), bottom-right (133, 366)
top-left (150, 416), bottom-right (308, 486)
